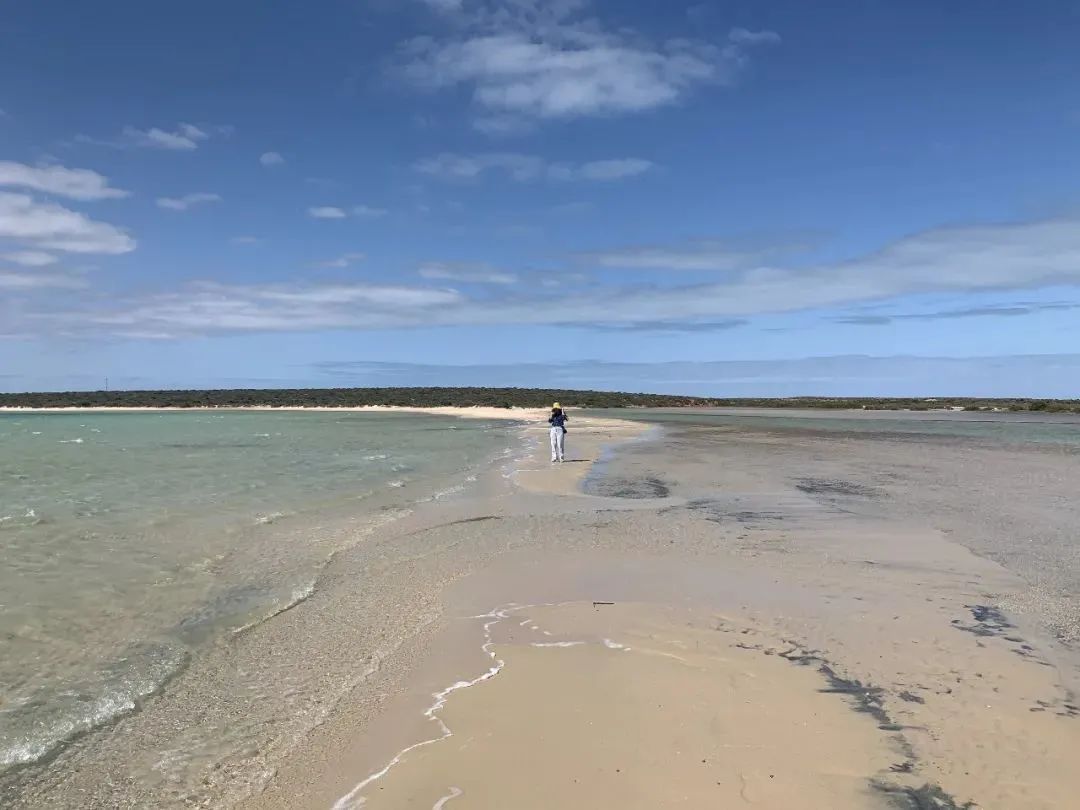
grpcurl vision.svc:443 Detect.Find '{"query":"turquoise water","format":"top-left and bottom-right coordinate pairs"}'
top-left (0, 411), bottom-right (512, 777)
top-left (588, 408), bottom-right (1080, 447)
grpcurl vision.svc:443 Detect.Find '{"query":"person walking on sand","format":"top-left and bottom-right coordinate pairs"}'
top-left (548, 403), bottom-right (568, 463)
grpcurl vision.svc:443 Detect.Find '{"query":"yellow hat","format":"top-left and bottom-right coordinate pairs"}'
top-left (552, 402), bottom-right (561, 409)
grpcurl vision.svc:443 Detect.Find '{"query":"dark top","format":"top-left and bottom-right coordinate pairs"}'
top-left (548, 410), bottom-right (568, 429)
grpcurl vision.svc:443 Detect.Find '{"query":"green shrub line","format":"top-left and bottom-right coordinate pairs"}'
top-left (1, 387), bottom-right (1078, 413)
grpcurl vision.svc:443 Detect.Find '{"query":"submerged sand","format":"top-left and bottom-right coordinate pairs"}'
top-left (10, 409), bottom-right (1080, 809)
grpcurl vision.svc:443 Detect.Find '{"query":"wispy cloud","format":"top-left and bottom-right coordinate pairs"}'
top-left (552, 200), bottom-right (594, 216)
top-left (835, 302), bottom-right (1080, 325)
top-left (0, 192), bottom-right (135, 255)
top-left (578, 238), bottom-right (809, 271)
top-left (72, 282), bottom-right (464, 335)
top-left (0, 270), bottom-right (87, 290)
top-left (418, 0), bottom-right (464, 12)
top-left (398, 0), bottom-right (779, 130)
top-left (12, 215), bottom-right (1080, 337)
top-left (308, 206), bottom-right (348, 219)
top-left (415, 152), bottom-right (653, 182)
top-left (0, 161), bottom-right (130, 201)
top-left (353, 205), bottom-right (388, 218)
top-left (316, 252), bottom-right (367, 268)
top-left (156, 192), bottom-right (222, 211)
top-left (418, 261), bottom-right (518, 284)
top-left (230, 235), bottom-right (262, 245)
top-left (1, 250), bottom-right (59, 267)
top-left (260, 151), bottom-right (285, 166)
top-left (76, 122), bottom-right (228, 151)
top-left (308, 205), bottom-right (387, 219)
top-left (586, 319), bottom-right (747, 333)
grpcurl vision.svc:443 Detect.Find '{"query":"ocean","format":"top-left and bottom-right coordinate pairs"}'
top-left (0, 410), bottom-right (515, 797)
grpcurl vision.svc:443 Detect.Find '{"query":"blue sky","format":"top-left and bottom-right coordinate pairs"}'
top-left (2, 0), bottom-right (1080, 395)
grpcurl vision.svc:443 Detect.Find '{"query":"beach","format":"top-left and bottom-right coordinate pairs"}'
top-left (4, 408), bottom-right (1080, 808)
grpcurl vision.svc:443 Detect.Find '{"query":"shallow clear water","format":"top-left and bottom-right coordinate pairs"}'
top-left (0, 411), bottom-right (511, 776)
top-left (588, 408), bottom-right (1080, 447)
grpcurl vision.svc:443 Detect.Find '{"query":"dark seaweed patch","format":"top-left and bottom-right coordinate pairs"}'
top-left (441, 515), bottom-right (501, 528)
top-left (685, 499), bottom-right (785, 525)
top-left (1034, 698), bottom-right (1080, 718)
top-left (873, 781), bottom-right (975, 810)
top-left (776, 649), bottom-right (898, 729)
top-left (951, 604), bottom-right (1013, 638)
top-left (898, 690), bottom-right (925, 704)
top-left (795, 478), bottom-right (879, 497)
top-left (585, 475), bottom-right (670, 499)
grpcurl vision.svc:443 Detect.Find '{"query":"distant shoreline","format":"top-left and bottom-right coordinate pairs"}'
top-left (0, 405), bottom-right (543, 419)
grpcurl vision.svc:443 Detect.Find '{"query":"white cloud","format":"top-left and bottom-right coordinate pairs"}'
top-left (418, 261), bottom-right (518, 284)
top-left (0, 192), bottom-right (135, 255)
top-left (260, 151), bottom-right (285, 166)
top-left (122, 124), bottom-right (208, 150)
top-left (415, 152), bottom-right (653, 182)
top-left (306, 205), bottom-right (386, 220)
top-left (156, 192), bottom-right (222, 211)
top-left (77, 123), bottom-right (229, 151)
top-left (0, 270), bottom-right (87, 290)
top-left (353, 205), bottom-right (388, 218)
top-left (308, 206), bottom-right (348, 219)
top-left (0, 161), bottom-right (130, 201)
top-left (2, 250), bottom-right (59, 267)
top-left (728, 28), bottom-right (782, 46)
top-left (396, 1), bottom-right (779, 127)
top-left (316, 252), bottom-right (367, 268)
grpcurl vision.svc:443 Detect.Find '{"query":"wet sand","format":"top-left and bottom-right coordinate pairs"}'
top-left (12, 410), bottom-right (1080, 808)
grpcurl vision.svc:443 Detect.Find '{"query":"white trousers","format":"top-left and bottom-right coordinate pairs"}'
top-left (549, 426), bottom-right (565, 461)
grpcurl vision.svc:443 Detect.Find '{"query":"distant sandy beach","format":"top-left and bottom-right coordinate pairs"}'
top-left (8, 409), bottom-right (1080, 809)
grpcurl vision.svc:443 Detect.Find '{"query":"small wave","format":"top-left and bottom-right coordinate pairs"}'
top-left (58, 438), bottom-right (84, 444)
top-left (31, 431), bottom-right (42, 435)
top-left (0, 641), bottom-right (188, 773)
top-left (603, 639), bottom-right (630, 651)
top-left (253, 433), bottom-right (271, 438)
top-left (254, 511), bottom-right (289, 526)
top-left (433, 787), bottom-right (463, 809)
top-left (387, 480), bottom-right (406, 489)
top-left (332, 607), bottom-right (511, 810)
top-left (529, 641), bottom-right (586, 648)
top-left (363, 454), bottom-right (389, 461)
top-left (230, 581), bottom-right (317, 638)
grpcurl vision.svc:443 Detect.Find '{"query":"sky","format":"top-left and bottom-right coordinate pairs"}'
top-left (2, 0), bottom-right (1080, 396)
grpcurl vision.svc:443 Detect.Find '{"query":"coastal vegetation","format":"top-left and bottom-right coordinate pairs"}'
top-left (1, 388), bottom-right (1079, 412)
